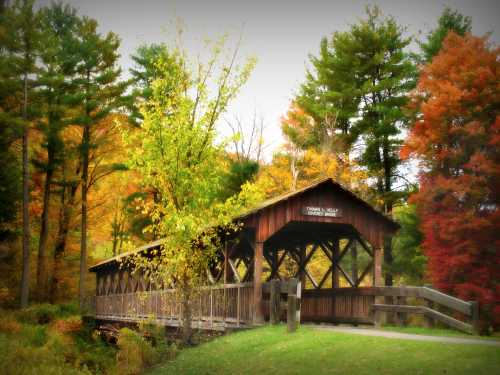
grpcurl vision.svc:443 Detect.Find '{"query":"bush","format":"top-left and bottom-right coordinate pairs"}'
top-left (116, 328), bottom-right (147, 375)
top-left (18, 303), bottom-right (62, 324)
top-left (0, 332), bottom-right (91, 375)
top-left (52, 316), bottom-right (83, 335)
top-left (0, 311), bottom-right (22, 334)
top-left (17, 303), bottom-right (81, 325)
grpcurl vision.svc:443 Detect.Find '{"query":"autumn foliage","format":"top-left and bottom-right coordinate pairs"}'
top-left (402, 33), bottom-right (500, 328)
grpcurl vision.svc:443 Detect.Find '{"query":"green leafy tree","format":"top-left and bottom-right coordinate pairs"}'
top-left (73, 17), bottom-right (128, 306)
top-left (2, 0), bottom-right (41, 307)
top-left (390, 204), bottom-right (426, 284)
top-left (0, 1), bottom-right (23, 237)
top-left (420, 7), bottom-right (471, 62)
top-left (123, 36), bottom-right (258, 343)
top-left (34, 3), bottom-right (81, 300)
top-left (128, 43), bottom-right (172, 126)
top-left (297, 6), bottom-right (416, 285)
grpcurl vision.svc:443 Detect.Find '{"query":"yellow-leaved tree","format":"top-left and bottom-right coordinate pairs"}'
top-left (122, 36), bottom-right (262, 344)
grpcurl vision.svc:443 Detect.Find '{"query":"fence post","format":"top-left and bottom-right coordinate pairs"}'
top-left (423, 299), bottom-right (435, 328)
top-left (470, 301), bottom-right (479, 335)
top-left (237, 285), bottom-right (241, 327)
top-left (210, 288), bottom-right (213, 328)
top-left (287, 279), bottom-right (298, 332)
top-left (270, 279), bottom-right (280, 325)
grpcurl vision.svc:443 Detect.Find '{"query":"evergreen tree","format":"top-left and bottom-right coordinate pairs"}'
top-left (34, 3), bottom-right (81, 300)
top-left (73, 17), bottom-right (128, 306)
top-left (297, 6), bottom-right (416, 285)
top-left (420, 7), bottom-right (471, 62)
top-left (0, 1), bottom-right (22, 237)
top-left (128, 43), bottom-right (172, 125)
top-left (3, 0), bottom-right (41, 307)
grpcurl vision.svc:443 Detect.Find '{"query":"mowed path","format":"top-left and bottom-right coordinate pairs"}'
top-left (312, 325), bottom-right (500, 347)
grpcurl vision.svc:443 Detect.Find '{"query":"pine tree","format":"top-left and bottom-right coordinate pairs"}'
top-left (128, 43), bottom-right (172, 125)
top-left (73, 17), bottom-right (127, 307)
top-left (297, 6), bottom-right (416, 285)
top-left (34, 3), bottom-right (81, 300)
top-left (3, 0), bottom-right (41, 307)
top-left (420, 7), bottom-right (471, 62)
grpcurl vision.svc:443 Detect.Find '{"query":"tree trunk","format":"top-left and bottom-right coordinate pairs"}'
top-left (20, 72), bottom-right (30, 308)
top-left (181, 280), bottom-right (193, 345)
top-left (50, 179), bottom-right (75, 302)
top-left (382, 139), bottom-right (393, 287)
top-left (79, 124), bottom-right (90, 308)
top-left (37, 165), bottom-right (53, 301)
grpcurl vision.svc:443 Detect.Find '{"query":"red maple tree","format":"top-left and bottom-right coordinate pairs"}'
top-left (402, 32), bottom-right (500, 330)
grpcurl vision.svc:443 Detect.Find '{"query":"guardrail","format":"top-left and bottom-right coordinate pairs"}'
top-left (91, 282), bottom-right (254, 330)
top-left (369, 286), bottom-right (479, 334)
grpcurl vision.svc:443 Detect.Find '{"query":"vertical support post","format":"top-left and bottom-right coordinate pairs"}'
top-left (332, 239), bottom-right (340, 289)
top-left (298, 244), bottom-right (306, 289)
top-left (351, 243), bottom-right (358, 286)
top-left (223, 242), bottom-right (229, 284)
top-left (373, 246), bottom-right (384, 287)
top-left (470, 301), bottom-right (479, 335)
top-left (270, 279), bottom-right (280, 324)
top-left (272, 248), bottom-right (279, 279)
top-left (253, 241), bottom-right (264, 324)
top-left (373, 246), bottom-right (384, 326)
top-left (237, 285), bottom-right (241, 327)
top-left (223, 242), bottom-right (229, 326)
top-left (287, 279), bottom-right (298, 332)
top-left (210, 288), bottom-right (213, 328)
top-left (397, 296), bottom-right (407, 326)
top-left (423, 299), bottom-right (435, 328)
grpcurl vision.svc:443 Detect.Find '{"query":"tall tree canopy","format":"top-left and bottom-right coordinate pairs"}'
top-left (297, 6), bottom-right (416, 285)
top-left (419, 7), bottom-right (472, 62)
top-left (402, 33), bottom-right (499, 330)
top-left (123, 36), bottom-right (258, 343)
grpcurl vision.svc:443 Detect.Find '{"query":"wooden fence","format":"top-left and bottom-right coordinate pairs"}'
top-left (90, 282), bottom-right (478, 334)
top-left (93, 282), bottom-right (254, 330)
top-left (300, 286), bottom-right (479, 334)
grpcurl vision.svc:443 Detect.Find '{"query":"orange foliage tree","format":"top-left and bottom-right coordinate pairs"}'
top-left (257, 102), bottom-right (371, 201)
top-left (402, 33), bottom-right (500, 330)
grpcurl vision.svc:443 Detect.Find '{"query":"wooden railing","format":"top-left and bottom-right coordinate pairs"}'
top-left (93, 282), bottom-right (254, 329)
top-left (300, 286), bottom-right (479, 334)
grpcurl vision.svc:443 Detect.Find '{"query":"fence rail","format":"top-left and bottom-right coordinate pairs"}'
top-left (88, 283), bottom-right (478, 334)
top-left (299, 286), bottom-right (479, 334)
top-left (92, 282), bottom-right (254, 329)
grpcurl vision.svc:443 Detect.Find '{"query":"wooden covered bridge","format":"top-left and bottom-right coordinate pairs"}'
top-left (88, 178), bottom-right (479, 334)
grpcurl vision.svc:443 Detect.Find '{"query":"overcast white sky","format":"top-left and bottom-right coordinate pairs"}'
top-left (38, 0), bottom-right (499, 159)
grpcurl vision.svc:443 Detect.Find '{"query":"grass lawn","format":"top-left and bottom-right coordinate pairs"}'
top-left (379, 325), bottom-right (500, 341)
top-left (149, 325), bottom-right (500, 375)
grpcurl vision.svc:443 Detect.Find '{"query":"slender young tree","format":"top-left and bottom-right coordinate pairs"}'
top-left (73, 17), bottom-right (127, 307)
top-left (123, 36), bottom-right (258, 344)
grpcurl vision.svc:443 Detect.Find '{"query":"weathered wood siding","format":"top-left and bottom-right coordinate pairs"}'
top-left (242, 182), bottom-right (394, 247)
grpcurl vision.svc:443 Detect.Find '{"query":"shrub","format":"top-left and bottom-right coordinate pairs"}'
top-left (52, 316), bottom-right (83, 335)
top-left (20, 324), bottom-right (48, 347)
top-left (18, 303), bottom-right (61, 324)
top-left (0, 312), bottom-right (22, 334)
top-left (17, 303), bottom-right (81, 325)
top-left (0, 332), bottom-right (90, 375)
top-left (116, 328), bottom-right (146, 375)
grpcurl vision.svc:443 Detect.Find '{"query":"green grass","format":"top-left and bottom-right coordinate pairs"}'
top-left (149, 325), bottom-right (500, 375)
top-left (380, 325), bottom-right (500, 340)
